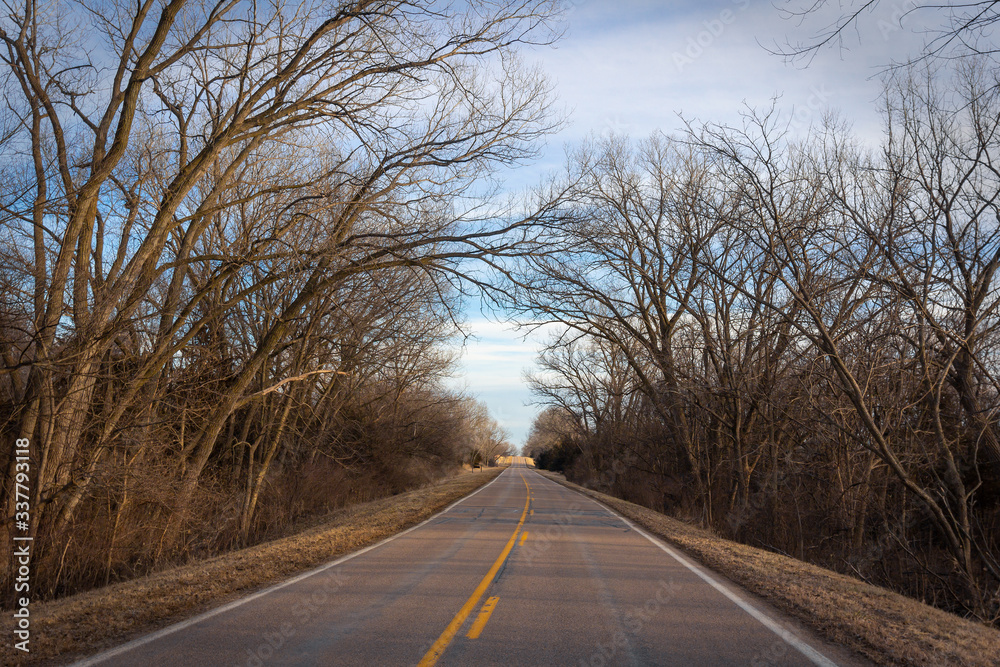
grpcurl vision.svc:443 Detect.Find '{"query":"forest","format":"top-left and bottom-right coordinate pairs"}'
top-left (2, 0), bottom-right (999, 632)
top-left (0, 0), bottom-right (537, 602)
top-left (522, 69), bottom-right (1000, 624)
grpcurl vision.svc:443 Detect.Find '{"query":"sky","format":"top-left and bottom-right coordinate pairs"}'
top-left (448, 0), bottom-right (936, 447)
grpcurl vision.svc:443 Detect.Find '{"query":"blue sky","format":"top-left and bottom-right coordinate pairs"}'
top-left (449, 0), bottom-right (933, 447)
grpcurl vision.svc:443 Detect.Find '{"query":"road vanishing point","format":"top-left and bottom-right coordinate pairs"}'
top-left (74, 459), bottom-right (867, 666)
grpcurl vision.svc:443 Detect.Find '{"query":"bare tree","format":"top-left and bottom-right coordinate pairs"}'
top-left (0, 0), bottom-right (561, 595)
top-left (774, 0), bottom-right (1000, 66)
top-left (520, 83), bottom-right (999, 619)
top-left (689, 87), bottom-right (999, 610)
top-left (510, 135), bottom-right (727, 502)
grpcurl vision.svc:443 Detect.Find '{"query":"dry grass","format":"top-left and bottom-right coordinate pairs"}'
top-left (539, 471), bottom-right (1000, 667)
top-left (5, 468), bottom-right (503, 666)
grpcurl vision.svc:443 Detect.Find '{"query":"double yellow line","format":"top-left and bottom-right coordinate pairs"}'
top-left (417, 473), bottom-right (531, 666)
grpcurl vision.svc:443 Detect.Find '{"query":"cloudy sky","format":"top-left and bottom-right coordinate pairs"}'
top-left (449, 0), bottom-right (935, 447)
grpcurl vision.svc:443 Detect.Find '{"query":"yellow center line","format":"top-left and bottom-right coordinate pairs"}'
top-left (519, 532), bottom-right (529, 546)
top-left (417, 473), bottom-right (531, 666)
top-left (465, 596), bottom-right (500, 639)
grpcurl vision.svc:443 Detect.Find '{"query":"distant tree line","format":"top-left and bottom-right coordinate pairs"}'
top-left (0, 0), bottom-right (552, 602)
top-left (520, 65), bottom-right (1000, 623)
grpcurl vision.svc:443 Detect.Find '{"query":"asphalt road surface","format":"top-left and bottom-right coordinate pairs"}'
top-left (74, 459), bottom-right (867, 666)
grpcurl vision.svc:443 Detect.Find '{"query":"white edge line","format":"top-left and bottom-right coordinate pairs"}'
top-left (531, 471), bottom-right (839, 667)
top-left (71, 469), bottom-right (509, 666)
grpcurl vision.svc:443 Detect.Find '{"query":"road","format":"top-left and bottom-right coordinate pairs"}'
top-left (74, 460), bottom-right (865, 666)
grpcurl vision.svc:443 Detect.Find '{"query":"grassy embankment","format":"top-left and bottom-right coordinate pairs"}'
top-left (4, 467), bottom-right (503, 666)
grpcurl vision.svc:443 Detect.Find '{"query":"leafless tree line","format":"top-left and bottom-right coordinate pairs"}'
top-left (518, 65), bottom-right (1000, 623)
top-left (0, 0), bottom-right (557, 601)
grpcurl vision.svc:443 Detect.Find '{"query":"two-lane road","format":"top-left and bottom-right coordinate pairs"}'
top-left (75, 462), bottom-right (865, 666)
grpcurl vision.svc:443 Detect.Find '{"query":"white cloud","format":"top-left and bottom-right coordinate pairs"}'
top-left (461, 0), bottom-right (945, 443)
top-left (524, 0), bottom-right (938, 153)
top-left (448, 318), bottom-right (566, 446)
